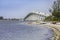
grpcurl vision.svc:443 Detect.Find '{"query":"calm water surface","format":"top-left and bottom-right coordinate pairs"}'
top-left (0, 21), bottom-right (54, 40)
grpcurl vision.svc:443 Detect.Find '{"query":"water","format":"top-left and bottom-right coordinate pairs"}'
top-left (0, 21), bottom-right (54, 40)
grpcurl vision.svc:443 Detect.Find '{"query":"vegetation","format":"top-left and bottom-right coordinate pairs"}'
top-left (0, 16), bottom-right (4, 20)
top-left (45, 0), bottom-right (60, 22)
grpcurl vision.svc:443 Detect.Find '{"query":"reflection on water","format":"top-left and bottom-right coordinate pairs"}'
top-left (0, 21), bottom-right (54, 40)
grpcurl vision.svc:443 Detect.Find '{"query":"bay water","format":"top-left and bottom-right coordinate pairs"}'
top-left (0, 21), bottom-right (54, 40)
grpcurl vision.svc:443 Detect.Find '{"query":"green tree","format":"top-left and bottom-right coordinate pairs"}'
top-left (52, 0), bottom-right (60, 17)
top-left (48, 0), bottom-right (60, 21)
top-left (45, 0), bottom-right (60, 22)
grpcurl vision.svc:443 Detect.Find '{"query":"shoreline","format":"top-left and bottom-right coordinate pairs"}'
top-left (42, 24), bottom-right (60, 40)
top-left (43, 24), bottom-right (60, 40)
top-left (26, 22), bottom-right (60, 40)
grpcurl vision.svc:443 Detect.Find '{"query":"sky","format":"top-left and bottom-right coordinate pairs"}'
top-left (0, 0), bottom-right (55, 18)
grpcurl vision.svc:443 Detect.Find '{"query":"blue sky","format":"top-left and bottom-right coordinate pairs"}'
top-left (0, 0), bottom-right (55, 18)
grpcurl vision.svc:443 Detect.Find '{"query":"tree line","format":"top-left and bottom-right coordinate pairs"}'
top-left (0, 16), bottom-right (4, 20)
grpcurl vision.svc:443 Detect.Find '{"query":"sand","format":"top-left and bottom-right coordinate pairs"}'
top-left (42, 23), bottom-right (60, 40)
top-left (26, 22), bottom-right (60, 40)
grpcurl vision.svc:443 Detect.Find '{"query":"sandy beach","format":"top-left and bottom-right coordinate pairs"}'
top-left (26, 22), bottom-right (60, 40)
top-left (43, 23), bottom-right (60, 40)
